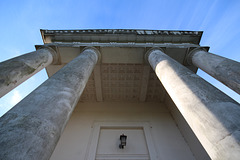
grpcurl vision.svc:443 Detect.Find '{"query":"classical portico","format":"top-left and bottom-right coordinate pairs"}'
top-left (0, 29), bottom-right (240, 160)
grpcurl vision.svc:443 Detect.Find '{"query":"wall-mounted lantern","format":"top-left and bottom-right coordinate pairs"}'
top-left (119, 134), bottom-right (127, 149)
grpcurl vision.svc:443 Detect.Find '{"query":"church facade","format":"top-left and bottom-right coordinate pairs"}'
top-left (0, 29), bottom-right (240, 160)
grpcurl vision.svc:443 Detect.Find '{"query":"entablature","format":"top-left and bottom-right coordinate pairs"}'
top-left (40, 29), bottom-right (203, 44)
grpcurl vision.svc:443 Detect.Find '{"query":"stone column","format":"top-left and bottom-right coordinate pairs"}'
top-left (187, 48), bottom-right (240, 94)
top-left (0, 47), bottom-right (100, 160)
top-left (0, 47), bottom-right (57, 98)
top-left (147, 48), bottom-right (240, 160)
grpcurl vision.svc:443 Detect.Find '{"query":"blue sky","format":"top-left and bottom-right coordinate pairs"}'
top-left (0, 0), bottom-right (240, 117)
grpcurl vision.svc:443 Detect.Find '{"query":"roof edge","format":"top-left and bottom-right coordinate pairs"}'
top-left (40, 29), bottom-right (203, 36)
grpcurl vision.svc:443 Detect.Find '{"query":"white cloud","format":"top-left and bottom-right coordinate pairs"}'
top-left (10, 90), bottom-right (22, 106)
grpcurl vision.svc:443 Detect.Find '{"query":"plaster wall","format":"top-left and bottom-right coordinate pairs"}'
top-left (50, 102), bottom-right (196, 160)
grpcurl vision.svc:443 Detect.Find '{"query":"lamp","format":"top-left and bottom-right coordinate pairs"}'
top-left (119, 134), bottom-right (127, 149)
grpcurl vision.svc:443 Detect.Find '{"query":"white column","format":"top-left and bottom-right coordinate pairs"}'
top-left (0, 47), bottom-right (57, 98)
top-left (0, 47), bottom-right (100, 160)
top-left (187, 48), bottom-right (240, 94)
top-left (147, 48), bottom-right (240, 160)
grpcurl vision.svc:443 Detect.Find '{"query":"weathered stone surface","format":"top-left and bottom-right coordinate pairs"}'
top-left (0, 48), bottom-right (99, 160)
top-left (147, 48), bottom-right (240, 160)
top-left (0, 48), bottom-right (56, 98)
top-left (188, 48), bottom-right (240, 95)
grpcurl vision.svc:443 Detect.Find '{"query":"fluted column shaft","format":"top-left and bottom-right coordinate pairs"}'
top-left (0, 47), bottom-right (57, 98)
top-left (147, 48), bottom-right (240, 160)
top-left (0, 47), bottom-right (99, 160)
top-left (188, 48), bottom-right (240, 94)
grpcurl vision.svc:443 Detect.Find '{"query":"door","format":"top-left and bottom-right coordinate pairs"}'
top-left (95, 128), bottom-right (150, 160)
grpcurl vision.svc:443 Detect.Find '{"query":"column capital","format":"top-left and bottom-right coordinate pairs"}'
top-left (82, 46), bottom-right (101, 64)
top-left (184, 47), bottom-right (209, 66)
top-left (36, 45), bottom-right (60, 65)
top-left (145, 47), bottom-right (165, 64)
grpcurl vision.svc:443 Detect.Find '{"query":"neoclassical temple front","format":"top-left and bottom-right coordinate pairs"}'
top-left (0, 29), bottom-right (240, 160)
